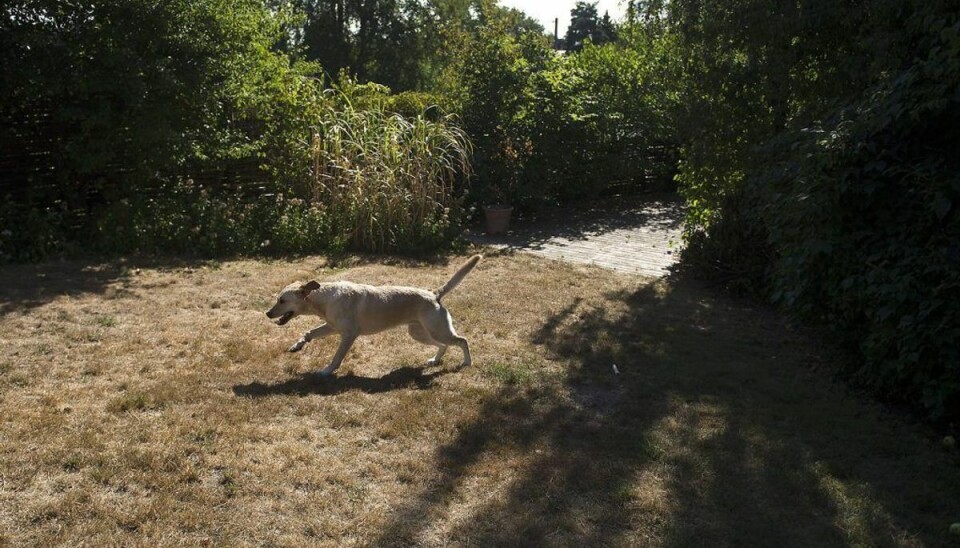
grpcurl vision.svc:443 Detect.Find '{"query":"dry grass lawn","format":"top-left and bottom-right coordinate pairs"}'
top-left (1, 250), bottom-right (958, 546)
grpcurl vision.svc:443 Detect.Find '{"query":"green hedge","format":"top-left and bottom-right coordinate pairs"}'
top-left (664, 0), bottom-right (960, 419)
top-left (752, 12), bottom-right (960, 417)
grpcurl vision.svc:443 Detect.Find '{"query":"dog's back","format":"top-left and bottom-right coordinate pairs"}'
top-left (312, 281), bottom-right (437, 335)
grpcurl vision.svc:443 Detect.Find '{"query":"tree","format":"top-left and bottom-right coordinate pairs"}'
top-left (597, 11), bottom-right (618, 44)
top-left (297, 0), bottom-right (434, 90)
top-left (564, 1), bottom-right (616, 52)
top-left (495, 5), bottom-right (546, 37)
top-left (292, 0), bottom-right (549, 91)
top-left (565, 1), bottom-right (598, 51)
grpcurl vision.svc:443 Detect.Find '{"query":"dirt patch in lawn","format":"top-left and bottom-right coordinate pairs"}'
top-left (1, 251), bottom-right (957, 546)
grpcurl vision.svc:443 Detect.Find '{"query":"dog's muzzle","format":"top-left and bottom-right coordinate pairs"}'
top-left (274, 311), bottom-right (295, 326)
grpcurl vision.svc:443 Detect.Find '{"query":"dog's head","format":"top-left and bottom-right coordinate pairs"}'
top-left (265, 280), bottom-right (321, 326)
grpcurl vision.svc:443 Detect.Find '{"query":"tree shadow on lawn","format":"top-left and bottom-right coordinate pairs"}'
top-left (232, 365), bottom-right (452, 397)
top-left (0, 255), bottom-right (231, 317)
top-left (375, 277), bottom-right (960, 546)
top-left (0, 261), bottom-right (134, 317)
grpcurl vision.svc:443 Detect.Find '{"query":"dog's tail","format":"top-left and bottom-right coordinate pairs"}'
top-left (436, 254), bottom-right (482, 302)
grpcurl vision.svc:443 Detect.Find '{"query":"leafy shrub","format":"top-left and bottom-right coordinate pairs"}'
top-left (524, 40), bottom-right (678, 204)
top-left (451, 22), bottom-right (677, 209)
top-left (0, 199), bottom-right (74, 263)
top-left (456, 24), bottom-right (547, 207)
top-left (90, 182), bottom-right (339, 257)
top-left (0, 95), bottom-right (473, 261)
top-left (0, 0), bottom-right (314, 196)
top-left (384, 92), bottom-right (453, 120)
top-left (326, 72), bottom-right (453, 120)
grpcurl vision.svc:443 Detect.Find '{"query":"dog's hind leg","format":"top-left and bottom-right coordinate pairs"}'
top-left (408, 323), bottom-right (447, 366)
top-left (318, 332), bottom-right (357, 376)
top-left (288, 324), bottom-right (334, 353)
top-left (423, 308), bottom-right (471, 368)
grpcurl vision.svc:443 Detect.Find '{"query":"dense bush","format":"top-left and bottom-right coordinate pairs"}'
top-left (524, 39), bottom-right (678, 203)
top-left (0, 181), bottom-right (336, 261)
top-left (330, 72), bottom-right (453, 119)
top-left (451, 19), bottom-right (676, 209)
top-left (0, 0), bottom-right (326, 258)
top-left (0, 91), bottom-right (472, 261)
top-left (455, 24), bottom-right (548, 207)
top-left (384, 91), bottom-right (454, 119)
top-left (638, 0), bottom-right (960, 419)
top-left (97, 184), bottom-right (339, 256)
top-left (0, 0), bottom-right (314, 193)
top-left (752, 10), bottom-right (960, 418)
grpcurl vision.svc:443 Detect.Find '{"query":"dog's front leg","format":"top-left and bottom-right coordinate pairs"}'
top-left (318, 332), bottom-right (357, 376)
top-left (288, 324), bottom-right (334, 353)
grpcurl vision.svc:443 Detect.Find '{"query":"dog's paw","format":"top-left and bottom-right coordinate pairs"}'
top-left (459, 359), bottom-right (472, 368)
top-left (288, 339), bottom-right (306, 353)
top-left (426, 357), bottom-right (443, 366)
top-left (318, 363), bottom-right (342, 376)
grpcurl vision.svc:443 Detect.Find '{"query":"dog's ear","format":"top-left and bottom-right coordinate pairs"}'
top-left (299, 280), bottom-right (321, 296)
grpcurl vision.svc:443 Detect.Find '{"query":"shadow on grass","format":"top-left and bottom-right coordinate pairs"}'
top-left (232, 366), bottom-right (452, 398)
top-left (0, 254), bottom-right (247, 317)
top-left (0, 260), bottom-right (133, 317)
top-left (375, 277), bottom-right (960, 546)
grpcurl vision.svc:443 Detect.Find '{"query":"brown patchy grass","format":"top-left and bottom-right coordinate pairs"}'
top-left (0, 251), bottom-right (958, 547)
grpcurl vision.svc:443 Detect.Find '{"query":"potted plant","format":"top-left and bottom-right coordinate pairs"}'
top-left (481, 138), bottom-right (524, 235)
top-left (483, 183), bottom-right (514, 235)
top-left (483, 203), bottom-right (513, 235)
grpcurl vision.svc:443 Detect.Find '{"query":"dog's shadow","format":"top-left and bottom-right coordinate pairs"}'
top-left (232, 365), bottom-right (452, 398)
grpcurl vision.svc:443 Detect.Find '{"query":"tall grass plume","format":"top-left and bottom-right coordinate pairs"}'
top-left (310, 98), bottom-right (471, 253)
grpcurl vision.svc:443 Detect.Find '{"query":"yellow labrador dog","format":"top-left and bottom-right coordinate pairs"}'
top-left (266, 255), bottom-right (481, 376)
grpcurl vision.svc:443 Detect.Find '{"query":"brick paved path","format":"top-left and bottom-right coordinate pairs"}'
top-left (468, 194), bottom-right (685, 278)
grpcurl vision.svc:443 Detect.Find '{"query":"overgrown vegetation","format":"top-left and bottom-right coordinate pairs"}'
top-left (0, 0), bottom-right (471, 261)
top-left (309, 94), bottom-right (471, 253)
top-left (447, 14), bottom-right (676, 208)
top-left (626, 0), bottom-right (959, 420)
top-left (1, 0), bottom-right (671, 263)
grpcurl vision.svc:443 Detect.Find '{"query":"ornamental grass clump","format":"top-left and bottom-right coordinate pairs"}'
top-left (310, 100), bottom-right (471, 253)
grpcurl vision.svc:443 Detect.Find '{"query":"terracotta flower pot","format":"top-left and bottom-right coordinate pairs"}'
top-left (483, 205), bottom-right (513, 235)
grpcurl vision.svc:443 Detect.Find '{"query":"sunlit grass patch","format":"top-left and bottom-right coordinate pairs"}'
top-left (483, 358), bottom-right (538, 385)
top-left (94, 314), bottom-right (118, 328)
top-left (107, 392), bottom-right (160, 413)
